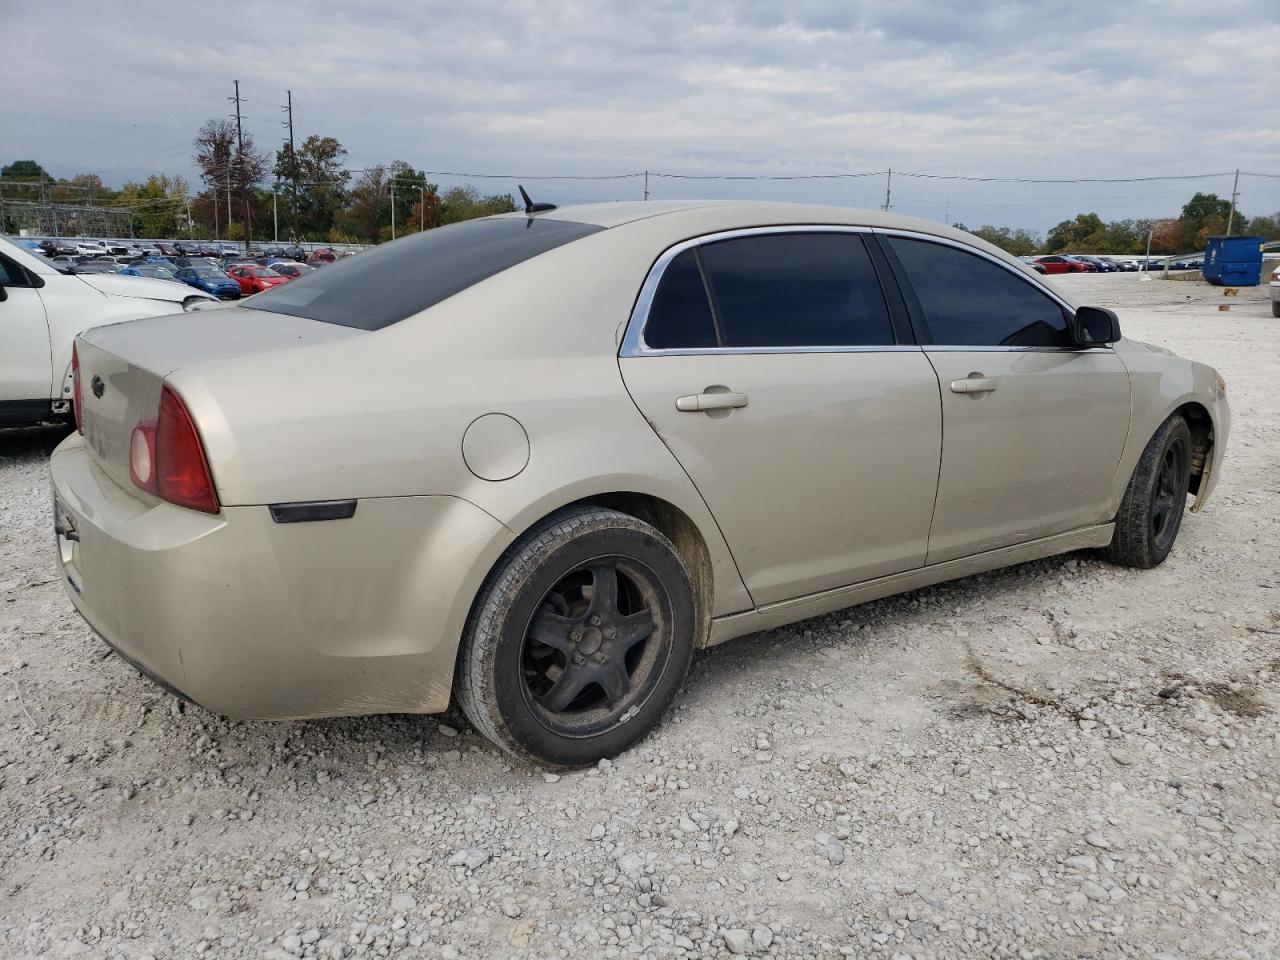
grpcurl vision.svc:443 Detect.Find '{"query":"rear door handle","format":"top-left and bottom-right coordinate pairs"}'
top-left (949, 378), bottom-right (998, 395)
top-left (675, 391), bottom-right (749, 412)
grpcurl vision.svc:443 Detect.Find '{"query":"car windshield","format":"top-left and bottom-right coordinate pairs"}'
top-left (246, 217), bottom-right (604, 329)
top-left (250, 266), bottom-right (281, 278)
top-left (190, 267), bottom-right (224, 279)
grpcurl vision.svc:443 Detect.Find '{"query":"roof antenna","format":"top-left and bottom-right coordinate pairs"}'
top-left (518, 184), bottom-right (557, 214)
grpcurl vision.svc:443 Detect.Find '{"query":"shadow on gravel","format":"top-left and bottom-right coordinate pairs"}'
top-left (0, 423), bottom-right (71, 463)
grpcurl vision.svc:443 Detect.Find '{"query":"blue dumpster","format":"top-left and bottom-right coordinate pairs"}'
top-left (1202, 235), bottom-right (1264, 286)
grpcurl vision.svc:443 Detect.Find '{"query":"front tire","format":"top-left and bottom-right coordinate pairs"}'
top-left (1103, 414), bottom-right (1192, 568)
top-left (456, 506), bottom-right (696, 766)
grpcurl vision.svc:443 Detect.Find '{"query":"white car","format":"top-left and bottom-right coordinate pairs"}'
top-left (0, 238), bottom-right (216, 428)
top-left (74, 241), bottom-right (105, 256)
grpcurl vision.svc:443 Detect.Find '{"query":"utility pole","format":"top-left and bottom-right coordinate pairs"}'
top-left (185, 199), bottom-right (192, 238)
top-left (390, 182), bottom-right (396, 240)
top-left (226, 168), bottom-right (233, 239)
top-left (273, 189), bottom-right (278, 243)
top-left (419, 184), bottom-right (424, 232)
top-left (644, 170), bottom-right (649, 201)
top-left (231, 80), bottom-right (252, 252)
top-left (1226, 168), bottom-right (1239, 237)
top-left (882, 168), bottom-right (892, 212)
top-left (282, 90), bottom-right (299, 244)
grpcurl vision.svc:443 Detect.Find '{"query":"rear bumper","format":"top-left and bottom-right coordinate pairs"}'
top-left (51, 434), bottom-right (512, 719)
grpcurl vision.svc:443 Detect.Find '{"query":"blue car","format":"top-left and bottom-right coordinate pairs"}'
top-left (174, 265), bottom-right (241, 299)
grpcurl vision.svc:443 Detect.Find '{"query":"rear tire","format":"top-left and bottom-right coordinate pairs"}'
top-left (1103, 414), bottom-right (1192, 568)
top-left (1271, 299), bottom-right (1279, 318)
top-left (456, 506), bottom-right (696, 767)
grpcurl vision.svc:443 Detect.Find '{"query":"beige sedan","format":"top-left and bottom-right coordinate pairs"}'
top-left (50, 201), bottom-right (1229, 766)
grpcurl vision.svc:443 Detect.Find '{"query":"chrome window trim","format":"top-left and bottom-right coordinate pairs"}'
top-left (873, 227), bottom-right (1113, 353)
top-left (620, 223), bottom-right (1111, 358)
top-left (620, 224), bottom-right (901, 358)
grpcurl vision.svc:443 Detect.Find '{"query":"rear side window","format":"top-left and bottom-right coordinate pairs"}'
top-left (698, 233), bottom-right (893, 347)
top-left (244, 217), bottom-right (604, 329)
top-left (644, 249), bottom-right (718, 349)
top-left (887, 237), bottom-right (1070, 347)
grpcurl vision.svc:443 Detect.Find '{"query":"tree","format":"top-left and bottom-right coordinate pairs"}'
top-left (339, 165), bottom-right (390, 242)
top-left (965, 224), bottom-right (1041, 257)
top-left (117, 174), bottom-right (189, 238)
top-left (1245, 214), bottom-right (1280, 241)
top-left (1, 160), bottom-right (55, 202)
top-left (194, 118), bottom-right (268, 241)
top-left (1045, 212), bottom-right (1106, 253)
top-left (275, 135), bottom-right (350, 240)
top-left (386, 161), bottom-right (436, 233)
top-left (439, 186), bottom-right (517, 225)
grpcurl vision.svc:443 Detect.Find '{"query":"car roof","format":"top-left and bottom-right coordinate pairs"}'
top-left (498, 199), bottom-right (1012, 252)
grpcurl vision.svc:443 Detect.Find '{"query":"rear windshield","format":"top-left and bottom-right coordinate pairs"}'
top-left (243, 216), bottom-right (603, 329)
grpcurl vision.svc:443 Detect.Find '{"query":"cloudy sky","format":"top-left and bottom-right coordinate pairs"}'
top-left (3, 0), bottom-right (1277, 231)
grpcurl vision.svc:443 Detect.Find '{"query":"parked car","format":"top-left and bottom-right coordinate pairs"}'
top-left (1, 237), bottom-right (215, 428)
top-left (1018, 256), bottom-right (1047, 274)
top-left (1269, 263), bottom-right (1279, 318)
top-left (226, 263), bottom-right (288, 294)
top-left (1033, 255), bottom-right (1087, 275)
top-left (175, 265), bottom-right (242, 300)
top-left (121, 263), bottom-right (180, 281)
top-left (306, 247), bottom-right (337, 266)
top-left (49, 203), bottom-right (1230, 766)
top-left (73, 261), bottom-right (123, 275)
top-left (75, 241), bottom-right (105, 256)
top-left (270, 262), bottom-right (315, 281)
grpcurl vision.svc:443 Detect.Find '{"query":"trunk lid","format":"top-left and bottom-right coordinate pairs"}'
top-left (77, 307), bottom-right (363, 496)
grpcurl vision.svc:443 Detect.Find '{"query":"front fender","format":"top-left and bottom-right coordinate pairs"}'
top-left (1109, 340), bottom-right (1229, 513)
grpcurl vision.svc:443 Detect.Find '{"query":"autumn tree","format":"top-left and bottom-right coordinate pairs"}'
top-left (194, 118), bottom-right (268, 242)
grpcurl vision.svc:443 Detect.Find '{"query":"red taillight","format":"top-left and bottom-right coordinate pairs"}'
top-left (151, 386), bottom-right (219, 513)
top-left (72, 344), bottom-right (84, 434)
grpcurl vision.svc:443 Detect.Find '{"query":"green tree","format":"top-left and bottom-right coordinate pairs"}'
top-left (966, 224), bottom-right (1041, 257)
top-left (118, 175), bottom-right (189, 238)
top-left (439, 186), bottom-right (517, 225)
top-left (338, 165), bottom-right (389, 242)
top-left (1245, 214), bottom-right (1279, 240)
top-left (275, 135), bottom-right (350, 240)
top-left (1045, 212), bottom-right (1105, 253)
top-left (386, 161), bottom-right (438, 233)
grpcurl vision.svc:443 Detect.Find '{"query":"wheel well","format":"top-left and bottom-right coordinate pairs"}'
top-left (1176, 402), bottom-right (1213, 495)
top-left (573, 493), bottom-right (716, 648)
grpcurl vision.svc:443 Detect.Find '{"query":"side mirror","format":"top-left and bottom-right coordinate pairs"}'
top-left (1070, 305), bottom-right (1121, 347)
top-left (0, 285), bottom-right (7, 302)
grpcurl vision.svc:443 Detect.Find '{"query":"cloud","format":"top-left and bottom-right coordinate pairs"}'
top-left (2, 0), bottom-right (1276, 230)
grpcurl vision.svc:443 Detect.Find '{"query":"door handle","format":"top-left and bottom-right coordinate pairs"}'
top-left (949, 377), bottom-right (998, 395)
top-left (675, 391), bottom-right (749, 412)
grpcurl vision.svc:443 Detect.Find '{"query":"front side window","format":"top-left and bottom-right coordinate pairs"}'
top-left (642, 232), bottom-right (894, 350)
top-left (886, 236), bottom-right (1070, 348)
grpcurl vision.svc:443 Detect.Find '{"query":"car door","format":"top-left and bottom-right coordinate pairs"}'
top-left (619, 228), bottom-right (943, 607)
top-left (0, 252), bottom-right (53, 412)
top-left (880, 233), bottom-right (1131, 565)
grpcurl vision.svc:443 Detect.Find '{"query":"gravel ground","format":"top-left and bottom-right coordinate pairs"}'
top-left (1, 273), bottom-right (1277, 960)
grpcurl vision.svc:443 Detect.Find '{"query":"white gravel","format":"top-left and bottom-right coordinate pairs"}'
top-left (1, 274), bottom-right (1277, 959)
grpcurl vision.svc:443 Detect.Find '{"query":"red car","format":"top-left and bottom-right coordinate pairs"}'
top-left (305, 247), bottom-right (337, 266)
top-left (1033, 255), bottom-right (1091, 275)
top-left (271, 262), bottom-right (316, 281)
top-left (227, 264), bottom-right (289, 294)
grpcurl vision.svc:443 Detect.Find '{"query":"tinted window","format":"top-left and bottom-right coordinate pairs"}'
top-left (887, 237), bottom-right (1070, 347)
top-left (698, 233), bottom-right (893, 347)
top-left (245, 217), bottom-right (603, 329)
top-left (644, 249), bottom-right (717, 349)
top-left (0, 255), bottom-right (22, 286)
